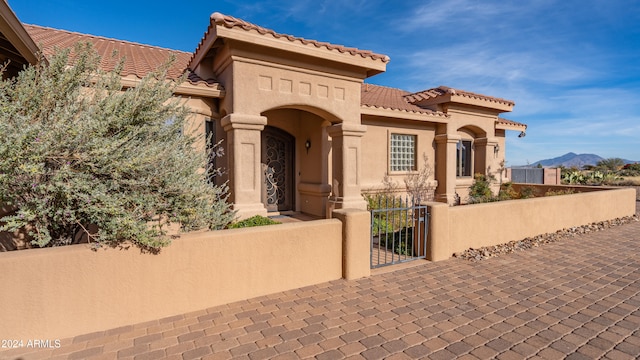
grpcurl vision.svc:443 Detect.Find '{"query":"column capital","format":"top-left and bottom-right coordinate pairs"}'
top-left (474, 137), bottom-right (499, 146)
top-left (326, 122), bottom-right (367, 137)
top-left (221, 114), bottom-right (267, 131)
top-left (435, 134), bottom-right (462, 144)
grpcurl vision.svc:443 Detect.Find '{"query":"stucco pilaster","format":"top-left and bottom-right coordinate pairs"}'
top-left (326, 123), bottom-right (368, 215)
top-left (222, 113), bottom-right (268, 219)
top-left (475, 137), bottom-right (499, 177)
top-left (435, 134), bottom-right (461, 205)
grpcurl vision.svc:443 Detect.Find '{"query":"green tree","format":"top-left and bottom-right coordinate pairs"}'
top-left (0, 43), bottom-right (234, 252)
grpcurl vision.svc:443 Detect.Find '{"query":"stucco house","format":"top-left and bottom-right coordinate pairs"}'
top-left (1, 4), bottom-right (526, 220)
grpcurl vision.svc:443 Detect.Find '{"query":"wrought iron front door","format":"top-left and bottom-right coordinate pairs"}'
top-left (261, 126), bottom-right (294, 212)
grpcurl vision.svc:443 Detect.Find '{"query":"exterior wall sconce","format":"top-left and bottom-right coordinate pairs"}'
top-left (305, 139), bottom-right (311, 154)
top-left (494, 144), bottom-right (500, 155)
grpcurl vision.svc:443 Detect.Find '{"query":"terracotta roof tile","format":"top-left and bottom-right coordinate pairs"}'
top-left (361, 84), bottom-right (447, 117)
top-left (191, 12), bottom-right (390, 65)
top-left (23, 24), bottom-right (221, 89)
top-left (405, 85), bottom-right (515, 107)
top-left (496, 117), bottom-right (527, 128)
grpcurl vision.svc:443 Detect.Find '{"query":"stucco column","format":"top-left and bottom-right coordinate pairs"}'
top-left (426, 202), bottom-right (450, 261)
top-left (222, 113), bottom-right (268, 219)
top-left (435, 134), bottom-right (461, 205)
top-left (333, 208), bottom-right (371, 280)
top-left (475, 137), bottom-right (499, 177)
top-left (326, 123), bottom-right (368, 216)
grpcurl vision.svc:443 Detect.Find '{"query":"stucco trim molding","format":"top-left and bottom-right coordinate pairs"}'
top-left (119, 77), bottom-right (225, 98)
top-left (221, 114), bottom-right (268, 131)
top-left (434, 134), bottom-right (462, 144)
top-left (326, 123), bottom-right (367, 138)
top-left (360, 105), bottom-right (449, 123)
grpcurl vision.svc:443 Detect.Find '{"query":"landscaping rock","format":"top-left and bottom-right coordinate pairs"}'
top-left (453, 214), bottom-right (639, 262)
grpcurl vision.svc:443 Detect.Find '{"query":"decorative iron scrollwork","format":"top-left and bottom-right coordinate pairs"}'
top-left (264, 135), bottom-right (287, 206)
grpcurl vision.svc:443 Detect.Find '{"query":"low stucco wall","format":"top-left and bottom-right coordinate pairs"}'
top-left (0, 219), bottom-right (345, 341)
top-left (428, 186), bottom-right (636, 261)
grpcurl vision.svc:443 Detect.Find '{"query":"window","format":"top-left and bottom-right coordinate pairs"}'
top-left (456, 140), bottom-right (472, 177)
top-left (390, 134), bottom-right (416, 172)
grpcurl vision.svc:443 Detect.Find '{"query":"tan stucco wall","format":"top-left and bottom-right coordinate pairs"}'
top-left (360, 116), bottom-right (437, 194)
top-left (0, 220), bottom-right (343, 340)
top-left (427, 186), bottom-right (636, 261)
top-left (333, 209), bottom-right (371, 280)
top-left (229, 60), bottom-right (362, 123)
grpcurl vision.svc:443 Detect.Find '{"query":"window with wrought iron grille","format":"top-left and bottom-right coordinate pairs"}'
top-left (389, 134), bottom-right (416, 172)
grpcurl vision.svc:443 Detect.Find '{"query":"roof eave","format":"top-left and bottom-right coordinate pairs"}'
top-left (417, 95), bottom-right (514, 113)
top-left (0, 1), bottom-right (41, 65)
top-left (190, 15), bottom-right (388, 78)
top-left (496, 121), bottom-right (527, 131)
top-left (120, 77), bottom-right (225, 98)
top-left (361, 105), bottom-right (449, 123)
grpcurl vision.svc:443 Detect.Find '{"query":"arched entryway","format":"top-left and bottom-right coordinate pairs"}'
top-left (261, 126), bottom-right (295, 212)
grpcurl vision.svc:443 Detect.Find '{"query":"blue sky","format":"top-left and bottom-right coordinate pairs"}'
top-left (9, 0), bottom-right (640, 165)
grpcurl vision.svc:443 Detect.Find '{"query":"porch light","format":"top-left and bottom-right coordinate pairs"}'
top-left (305, 139), bottom-right (311, 154)
top-left (494, 144), bottom-right (500, 155)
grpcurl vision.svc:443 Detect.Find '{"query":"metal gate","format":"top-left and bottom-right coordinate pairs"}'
top-left (370, 196), bottom-right (428, 268)
top-left (261, 126), bottom-right (294, 212)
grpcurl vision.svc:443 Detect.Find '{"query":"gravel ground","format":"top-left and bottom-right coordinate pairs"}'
top-left (454, 213), bottom-right (639, 262)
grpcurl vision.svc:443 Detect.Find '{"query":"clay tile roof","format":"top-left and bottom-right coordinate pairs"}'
top-left (361, 84), bottom-right (448, 117)
top-left (405, 85), bottom-right (515, 107)
top-left (23, 24), bottom-right (220, 89)
top-left (199, 12), bottom-right (390, 63)
top-left (496, 117), bottom-right (527, 128)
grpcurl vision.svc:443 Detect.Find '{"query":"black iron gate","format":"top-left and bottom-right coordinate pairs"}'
top-left (370, 196), bottom-right (428, 268)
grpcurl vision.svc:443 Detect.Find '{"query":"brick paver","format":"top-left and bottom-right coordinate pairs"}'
top-left (2, 206), bottom-right (640, 359)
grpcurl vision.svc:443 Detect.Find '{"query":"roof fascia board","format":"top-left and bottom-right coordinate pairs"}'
top-left (417, 95), bottom-right (513, 113)
top-left (209, 25), bottom-right (387, 78)
top-left (495, 122), bottom-right (526, 131)
top-left (227, 49), bottom-right (371, 82)
top-left (0, 1), bottom-right (40, 64)
top-left (360, 105), bottom-right (449, 123)
top-left (119, 77), bottom-right (224, 98)
top-left (189, 27), bottom-right (219, 70)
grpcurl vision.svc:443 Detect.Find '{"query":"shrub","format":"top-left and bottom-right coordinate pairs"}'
top-left (544, 189), bottom-right (575, 196)
top-left (364, 193), bottom-right (412, 230)
top-left (227, 215), bottom-right (279, 229)
top-left (623, 163), bottom-right (640, 171)
top-left (378, 227), bottom-right (414, 256)
top-left (0, 43), bottom-right (234, 251)
top-left (618, 169), bottom-right (640, 177)
top-left (468, 173), bottom-right (496, 203)
top-left (498, 182), bottom-right (518, 200)
top-left (519, 186), bottom-right (536, 199)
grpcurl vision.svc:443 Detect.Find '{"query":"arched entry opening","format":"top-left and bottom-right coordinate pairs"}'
top-left (260, 107), bottom-right (335, 217)
top-left (261, 126), bottom-right (295, 212)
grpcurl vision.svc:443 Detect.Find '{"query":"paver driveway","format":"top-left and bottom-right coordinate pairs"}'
top-left (3, 210), bottom-right (640, 360)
